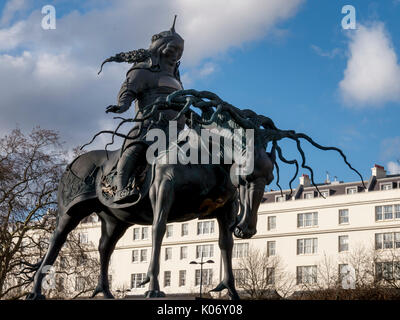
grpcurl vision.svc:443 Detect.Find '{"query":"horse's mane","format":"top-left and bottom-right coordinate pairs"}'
top-left (81, 89), bottom-right (365, 197)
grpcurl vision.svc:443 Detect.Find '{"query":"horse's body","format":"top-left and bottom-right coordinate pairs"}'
top-left (27, 139), bottom-right (274, 300)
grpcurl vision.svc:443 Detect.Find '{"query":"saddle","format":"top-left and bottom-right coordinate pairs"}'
top-left (95, 154), bottom-right (155, 209)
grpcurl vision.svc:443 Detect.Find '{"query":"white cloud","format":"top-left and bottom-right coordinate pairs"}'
top-left (0, 0), bottom-right (304, 148)
top-left (339, 22), bottom-right (400, 107)
top-left (0, 0), bottom-right (30, 26)
top-left (387, 161), bottom-right (400, 174)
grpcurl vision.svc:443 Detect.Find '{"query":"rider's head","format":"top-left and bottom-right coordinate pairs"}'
top-left (147, 15), bottom-right (184, 79)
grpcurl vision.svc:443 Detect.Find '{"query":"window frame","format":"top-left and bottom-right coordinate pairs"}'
top-left (267, 216), bottom-right (276, 231)
top-left (297, 212), bottom-right (318, 228)
top-left (339, 209), bottom-right (349, 225)
top-left (267, 241), bottom-right (276, 257)
top-left (338, 235), bottom-right (349, 252)
top-left (297, 238), bottom-right (318, 255)
top-left (165, 247), bottom-right (172, 261)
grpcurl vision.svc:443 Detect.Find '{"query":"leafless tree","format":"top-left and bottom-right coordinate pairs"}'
top-left (0, 127), bottom-right (99, 299)
top-left (235, 246), bottom-right (295, 299)
top-left (294, 245), bottom-right (400, 300)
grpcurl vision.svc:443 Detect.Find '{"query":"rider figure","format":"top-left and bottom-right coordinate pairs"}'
top-left (104, 17), bottom-right (185, 203)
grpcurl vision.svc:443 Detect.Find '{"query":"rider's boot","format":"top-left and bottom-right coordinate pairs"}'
top-left (113, 144), bottom-right (145, 204)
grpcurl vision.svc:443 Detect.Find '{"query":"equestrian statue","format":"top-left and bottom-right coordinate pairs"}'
top-left (25, 17), bottom-right (364, 300)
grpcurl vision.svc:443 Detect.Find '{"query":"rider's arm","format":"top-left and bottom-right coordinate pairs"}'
top-left (116, 72), bottom-right (138, 112)
top-left (106, 69), bottom-right (148, 114)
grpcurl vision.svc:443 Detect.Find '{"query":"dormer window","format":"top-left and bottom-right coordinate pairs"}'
top-left (303, 192), bottom-right (314, 199)
top-left (380, 183), bottom-right (392, 191)
top-left (346, 187), bottom-right (357, 195)
top-left (320, 190), bottom-right (329, 198)
top-left (275, 195), bottom-right (286, 202)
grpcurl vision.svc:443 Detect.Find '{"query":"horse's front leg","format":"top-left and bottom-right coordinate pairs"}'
top-left (143, 179), bottom-right (174, 298)
top-left (211, 202), bottom-right (240, 300)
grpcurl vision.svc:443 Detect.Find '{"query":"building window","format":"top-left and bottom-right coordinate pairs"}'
top-left (346, 187), bottom-right (357, 194)
top-left (376, 262), bottom-right (400, 281)
top-left (266, 267), bottom-right (275, 285)
top-left (141, 227), bottom-right (148, 240)
top-left (339, 235), bottom-right (349, 252)
top-left (196, 244), bottom-right (214, 259)
top-left (339, 264), bottom-right (349, 281)
top-left (133, 228), bottom-right (140, 240)
top-left (396, 205), bottom-right (400, 219)
top-left (375, 232), bottom-right (400, 250)
top-left (179, 270), bottom-right (186, 286)
top-left (180, 246), bottom-right (188, 260)
top-left (232, 243), bottom-right (249, 258)
top-left (195, 269), bottom-right (213, 286)
top-left (197, 221), bottom-right (215, 235)
top-left (297, 238), bottom-right (318, 255)
top-left (296, 266), bottom-right (317, 284)
top-left (164, 271), bottom-right (171, 287)
top-left (321, 190), bottom-right (329, 198)
top-left (267, 216), bottom-right (276, 231)
top-left (140, 249), bottom-right (147, 262)
top-left (376, 204), bottom-right (400, 221)
top-left (79, 233), bottom-right (88, 244)
top-left (181, 223), bottom-right (188, 236)
top-left (381, 183), bottom-right (392, 191)
top-left (339, 209), bottom-right (349, 224)
top-left (297, 212), bottom-right (318, 228)
top-left (75, 277), bottom-right (86, 291)
top-left (166, 225), bottom-right (173, 238)
top-left (165, 247), bottom-right (172, 260)
top-left (131, 273), bottom-right (146, 288)
top-left (267, 241), bottom-right (276, 257)
top-left (275, 195), bottom-right (286, 202)
top-left (304, 192), bottom-right (314, 199)
top-left (384, 205), bottom-right (393, 220)
top-left (132, 250), bottom-right (139, 263)
top-left (233, 269), bottom-right (246, 287)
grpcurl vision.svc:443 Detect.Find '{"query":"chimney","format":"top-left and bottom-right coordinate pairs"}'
top-left (299, 174), bottom-right (311, 187)
top-left (371, 164), bottom-right (386, 179)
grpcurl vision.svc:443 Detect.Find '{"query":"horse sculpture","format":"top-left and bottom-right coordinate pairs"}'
top-left (25, 90), bottom-right (364, 300)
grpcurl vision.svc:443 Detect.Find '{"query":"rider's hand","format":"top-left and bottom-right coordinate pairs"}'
top-left (106, 105), bottom-right (123, 114)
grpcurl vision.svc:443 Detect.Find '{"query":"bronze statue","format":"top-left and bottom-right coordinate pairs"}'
top-left (24, 17), bottom-right (365, 300)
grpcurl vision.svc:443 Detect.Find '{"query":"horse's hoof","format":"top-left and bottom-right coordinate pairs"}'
top-left (91, 285), bottom-right (115, 299)
top-left (144, 290), bottom-right (166, 298)
top-left (210, 281), bottom-right (240, 300)
top-left (26, 293), bottom-right (46, 300)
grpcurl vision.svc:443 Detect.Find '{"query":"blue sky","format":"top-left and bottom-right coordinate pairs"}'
top-left (0, 0), bottom-right (399, 190)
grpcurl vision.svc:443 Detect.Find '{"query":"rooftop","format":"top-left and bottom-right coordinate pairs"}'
top-left (262, 164), bottom-right (400, 204)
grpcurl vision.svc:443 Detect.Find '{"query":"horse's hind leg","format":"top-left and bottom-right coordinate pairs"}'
top-left (26, 207), bottom-right (91, 300)
top-left (91, 212), bottom-right (129, 299)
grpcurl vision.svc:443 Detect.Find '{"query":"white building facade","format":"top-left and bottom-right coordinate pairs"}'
top-left (77, 165), bottom-right (400, 297)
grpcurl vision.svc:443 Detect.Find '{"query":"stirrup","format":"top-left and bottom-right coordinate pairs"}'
top-left (113, 187), bottom-right (139, 204)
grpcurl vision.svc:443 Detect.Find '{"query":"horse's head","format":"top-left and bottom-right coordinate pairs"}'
top-left (232, 138), bottom-right (275, 239)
